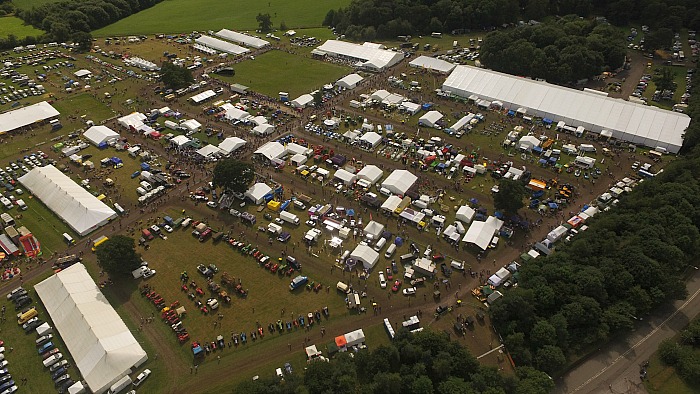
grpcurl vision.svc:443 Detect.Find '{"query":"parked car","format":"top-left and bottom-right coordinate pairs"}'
top-left (36, 335), bottom-right (53, 346)
top-left (132, 369), bottom-right (152, 387)
top-left (378, 272), bottom-right (387, 289)
top-left (402, 287), bottom-right (417, 296)
top-left (49, 360), bottom-right (68, 373)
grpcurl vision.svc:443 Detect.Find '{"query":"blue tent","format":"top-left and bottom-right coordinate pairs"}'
top-left (494, 211), bottom-right (504, 219)
top-left (538, 158), bottom-right (547, 165)
top-left (548, 202), bottom-right (558, 209)
top-left (548, 157), bottom-right (558, 164)
top-left (192, 345), bottom-right (203, 356)
top-left (394, 237), bottom-right (404, 246)
top-left (346, 208), bottom-right (355, 217)
top-left (532, 146), bottom-right (543, 155)
top-left (543, 118), bottom-right (553, 125)
top-left (280, 200), bottom-right (291, 211)
top-left (470, 198), bottom-right (479, 204)
top-left (421, 103), bottom-right (433, 111)
top-left (263, 193), bottom-right (274, 202)
top-left (97, 142), bottom-right (108, 150)
top-left (110, 157), bottom-right (122, 165)
top-left (507, 110), bottom-right (515, 117)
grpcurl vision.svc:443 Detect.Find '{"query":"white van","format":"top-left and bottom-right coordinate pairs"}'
top-left (62, 233), bottom-right (75, 245)
top-left (181, 217), bottom-right (192, 227)
top-left (16, 199), bottom-right (27, 211)
top-left (0, 197), bottom-right (12, 209)
top-left (139, 181), bottom-right (153, 191)
top-left (336, 281), bottom-right (350, 293)
top-left (384, 243), bottom-right (397, 258)
top-left (136, 187), bottom-right (147, 196)
top-left (373, 237), bottom-right (387, 252)
top-left (114, 203), bottom-right (125, 215)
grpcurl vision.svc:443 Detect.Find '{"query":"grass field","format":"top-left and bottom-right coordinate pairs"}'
top-left (52, 93), bottom-right (116, 122)
top-left (94, 0), bottom-right (349, 37)
top-left (213, 50), bottom-right (351, 98)
top-left (0, 16), bottom-right (43, 38)
top-left (644, 347), bottom-right (700, 394)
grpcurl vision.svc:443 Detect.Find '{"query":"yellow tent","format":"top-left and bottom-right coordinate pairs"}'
top-left (267, 200), bottom-right (281, 211)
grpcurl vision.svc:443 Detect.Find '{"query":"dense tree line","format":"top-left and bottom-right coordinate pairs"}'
top-left (235, 330), bottom-right (554, 394)
top-left (480, 17), bottom-right (626, 84)
top-left (160, 61), bottom-right (194, 90)
top-left (16, 0), bottom-right (164, 43)
top-left (491, 79), bottom-right (700, 375)
top-left (658, 316), bottom-right (700, 384)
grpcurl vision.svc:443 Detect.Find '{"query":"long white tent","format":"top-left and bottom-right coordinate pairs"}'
top-left (83, 125), bottom-right (119, 146)
top-left (382, 170), bottom-right (417, 196)
top-left (462, 216), bottom-right (504, 250)
top-left (336, 73), bottom-right (363, 90)
top-left (190, 89), bottom-right (216, 104)
top-left (350, 244), bottom-right (380, 271)
top-left (356, 165), bottom-right (383, 185)
top-left (409, 56), bottom-right (456, 74)
top-left (195, 35), bottom-right (249, 55)
top-left (219, 103), bottom-right (251, 121)
top-left (19, 165), bottom-right (117, 235)
top-left (0, 101), bottom-right (59, 133)
top-left (442, 65), bottom-right (690, 153)
top-left (35, 264), bottom-right (147, 394)
top-left (215, 29), bottom-right (269, 49)
top-left (254, 141), bottom-right (286, 161)
top-left (315, 40), bottom-right (403, 71)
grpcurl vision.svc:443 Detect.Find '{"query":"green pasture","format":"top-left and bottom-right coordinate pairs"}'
top-left (213, 50), bottom-right (351, 98)
top-left (94, 0), bottom-right (349, 37)
top-left (52, 93), bottom-right (115, 122)
top-left (0, 16), bottom-right (43, 38)
top-left (644, 346), bottom-right (700, 394)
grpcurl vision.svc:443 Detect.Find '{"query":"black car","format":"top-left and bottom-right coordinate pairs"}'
top-left (0, 375), bottom-right (12, 385)
top-left (23, 319), bottom-right (44, 332)
top-left (58, 379), bottom-right (74, 393)
top-left (14, 296), bottom-right (32, 310)
top-left (51, 367), bottom-right (66, 381)
top-left (54, 374), bottom-right (70, 387)
top-left (0, 380), bottom-right (15, 392)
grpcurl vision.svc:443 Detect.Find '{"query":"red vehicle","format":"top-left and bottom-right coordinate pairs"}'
top-left (178, 333), bottom-right (190, 343)
top-left (286, 267), bottom-right (294, 276)
top-left (386, 267), bottom-right (393, 280)
top-left (195, 287), bottom-right (204, 296)
top-left (258, 327), bottom-right (264, 337)
top-left (198, 228), bottom-right (212, 242)
top-left (264, 261), bottom-right (272, 270)
top-left (181, 285), bottom-right (188, 292)
top-left (391, 280), bottom-right (402, 292)
top-left (270, 264), bottom-right (279, 273)
top-left (432, 253), bottom-right (445, 262)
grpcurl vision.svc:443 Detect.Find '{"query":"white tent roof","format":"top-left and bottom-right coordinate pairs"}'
top-left (83, 125), bottom-right (119, 146)
top-left (419, 111), bottom-right (444, 127)
top-left (334, 169), bottom-right (357, 185)
top-left (285, 142), bottom-right (308, 156)
top-left (382, 170), bottom-right (417, 195)
top-left (450, 114), bottom-right (475, 132)
top-left (195, 35), bottom-right (250, 55)
top-left (196, 144), bottom-right (222, 158)
top-left (117, 112), bottom-right (146, 129)
top-left (350, 244), bottom-right (380, 271)
top-left (519, 135), bottom-right (540, 149)
top-left (219, 103), bottom-right (251, 121)
top-left (356, 165), bottom-right (383, 185)
top-left (400, 101), bottom-right (421, 115)
top-left (35, 264), bottom-right (147, 394)
top-left (170, 135), bottom-right (191, 146)
top-left (455, 205), bottom-right (475, 223)
top-left (381, 195), bottom-right (402, 212)
top-left (336, 73), bottom-right (363, 89)
top-left (218, 137), bottom-right (246, 154)
top-left (462, 216), bottom-right (504, 250)
top-left (74, 69), bottom-right (92, 78)
top-left (245, 183), bottom-right (272, 204)
top-left (253, 123), bottom-right (274, 135)
top-left (442, 65), bottom-right (690, 153)
top-left (19, 165), bottom-right (117, 236)
top-left (370, 89), bottom-right (391, 101)
top-left (214, 29), bottom-right (269, 49)
top-left (181, 119), bottom-right (201, 131)
top-left (291, 94), bottom-right (314, 108)
top-left (409, 56), bottom-right (456, 73)
top-left (363, 220), bottom-right (385, 238)
top-left (317, 40), bottom-right (402, 70)
top-left (359, 131), bottom-right (382, 147)
top-left (0, 101), bottom-right (59, 133)
top-left (250, 115), bottom-right (268, 126)
top-left (383, 93), bottom-right (405, 106)
top-left (344, 328), bottom-right (366, 347)
top-left (254, 141), bottom-right (285, 161)
top-left (189, 89), bottom-right (216, 104)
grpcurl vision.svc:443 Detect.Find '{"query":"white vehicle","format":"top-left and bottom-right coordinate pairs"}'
top-left (143, 268), bottom-right (156, 279)
top-left (402, 287), bottom-right (417, 296)
top-left (43, 353), bottom-right (63, 367)
top-left (280, 210), bottom-right (300, 225)
top-left (132, 369), bottom-right (152, 387)
top-left (163, 224), bottom-right (173, 233)
top-left (206, 201), bottom-right (218, 208)
top-left (206, 298), bottom-right (219, 310)
top-left (379, 272), bottom-right (387, 289)
top-left (6, 287), bottom-right (24, 300)
top-left (450, 260), bottom-right (465, 270)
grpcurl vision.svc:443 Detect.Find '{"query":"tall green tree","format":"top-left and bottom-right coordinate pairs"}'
top-left (493, 178), bottom-right (527, 215)
top-left (96, 235), bottom-right (142, 275)
top-left (160, 62), bottom-right (194, 90)
top-left (654, 68), bottom-right (676, 93)
top-left (256, 13), bottom-right (273, 32)
top-left (212, 159), bottom-right (255, 194)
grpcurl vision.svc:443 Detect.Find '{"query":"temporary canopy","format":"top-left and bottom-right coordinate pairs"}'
top-left (250, 115), bottom-right (268, 126)
top-left (19, 165), bottom-right (117, 236)
top-left (195, 144), bottom-right (222, 158)
top-left (382, 170), bottom-right (417, 195)
top-left (455, 205), bottom-right (475, 224)
top-left (125, 57), bottom-right (158, 71)
top-left (117, 112), bottom-right (146, 129)
top-left (335, 73), bottom-right (363, 90)
top-left (254, 141), bottom-right (285, 161)
top-left (291, 94), bottom-right (314, 109)
top-left (219, 103), bottom-right (251, 121)
top-left (214, 29), bottom-right (269, 49)
top-left (35, 264), bottom-right (147, 394)
top-left (316, 40), bottom-right (403, 70)
top-left (0, 101), bottom-right (60, 134)
top-left (170, 135), bottom-right (191, 147)
top-left (363, 221), bottom-right (385, 240)
top-left (252, 123), bottom-right (274, 135)
top-left (350, 244), bottom-right (380, 271)
top-left (370, 90), bottom-right (391, 102)
top-left (74, 69), bottom-right (92, 78)
top-left (400, 101), bottom-right (421, 115)
top-left (518, 135), bottom-right (541, 151)
top-left (305, 345), bottom-right (322, 359)
top-left (450, 114), bottom-right (475, 132)
top-left (181, 119), bottom-right (201, 132)
top-left (195, 35), bottom-right (249, 55)
top-left (334, 169), bottom-right (357, 185)
top-left (409, 56), bottom-right (456, 74)
top-left (83, 125), bottom-right (119, 146)
top-left (218, 137), bottom-right (246, 154)
top-left (356, 165), bottom-right (383, 185)
top-left (462, 216), bottom-right (504, 250)
top-left (419, 111), bottom-right (444, 128)
top-left (382, 93), bottom-right (405, 107)
top-left (189, 90), bottom-right (216, 104)
top-left (442, 65), bottom-right (690, 153)
top-left (286, 142), bottom-right (309, 156)
top-left (344, 329), bottom-right (366, 347)
top-left (359, 131), bottom-right (382, 148)
top-left (381, 195), bottom-right (402, 213)
top-left (245, 183), bottom-right (272, 205)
